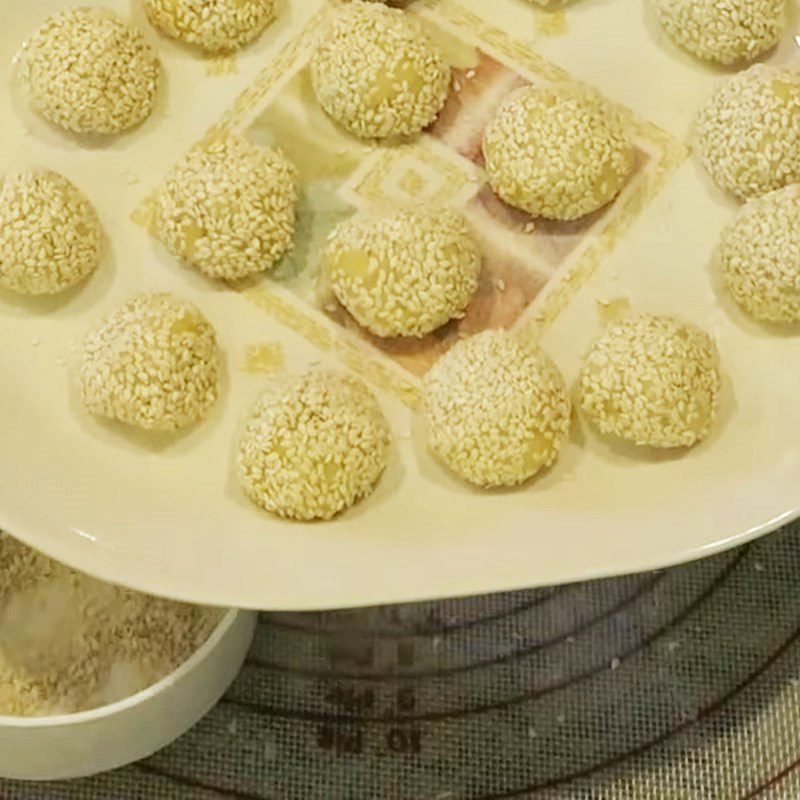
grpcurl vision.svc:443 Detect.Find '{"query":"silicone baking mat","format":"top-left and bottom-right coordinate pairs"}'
top-left (3, 522), bottom-right (800, 798)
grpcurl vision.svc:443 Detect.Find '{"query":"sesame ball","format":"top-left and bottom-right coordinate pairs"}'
top-left (155, 136), bottom-right (298, 281)
top-left (695, 65), bottom-right (800, 200)
top-left (580, 315), bottom-right (721, 449)
top-left (237, 371), bottom-right (391, 521)
top-left (716, 183), bottom-right (800, 322)
top-left (144, 0), bottom-right (276, 53)
top-left (652, 0), bottom-right (785, 65)
top-left (0, 171), bottom-right (101, 296)
top-left (20, 8), bottom-right (160, 135)
top-left (423, 330), bottom-right (571, 488)
top-left (322, 207), bottom-right (481, 338)
top-left (482, 84), bottom-right (633, 221)
top-left (311, 2), bottom-right (451, 140)
top-left (80, 293), bottom-right (220, 432)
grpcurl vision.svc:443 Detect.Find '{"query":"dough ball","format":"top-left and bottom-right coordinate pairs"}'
top-left (144, 0), bottom-right (276, 53)
top-left (322, 206), bottom-right (481, 338)
top-left (237, 371), bottom-right (391, 520)
top-left (155, 135), bottom-right (298, 280)
top-left (580, 314), bottom-right (721, 448)
top-left (483, 84), bottom-right (632, 220)
top-left (80, 293), bottom-right (220, 431)
top-left (0, 171), bottom-right (101, 296)
top-left (311, 2), bottom-right (450, 139)
top-left (652, 0), bottom-right (785, 65)
top-left (717, 183), bottom-right (800, 322)
top-left (21, 8), bottom-right (160, 135)
top-left (423, 330), bottom-right (571, 487)
top-left (695, 65), bottom-right (800, 199)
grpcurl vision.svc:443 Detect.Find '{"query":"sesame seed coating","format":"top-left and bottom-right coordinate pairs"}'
top-left (311, 2), bottom-right (451, 140)
top-left (482, 84), bottom-right (633, 221)
top-left (322, 207), bottom-right (481, 338)
top-left (0, 171), bottom-right (101, 296)
top-left (144, 0), bottom-right (276, 54)
top-left (80, 293), bottom-right (220, 432)
top-left (237, 371), bottom-right (391, 521)
top-left (423, 330), bottom-right (571, 488)
top-left (20, 8), bottom-right (160, 135)
top-left (580, 315), bottom-right (721, 449)
top-left (652, 0), bottom-right (785, 65)
top-left (716, 183), bottom-right (800, 322)
top-left (155, 135), bottom-right (298, 281)
top-left (695, 65), bottom-right (800, 200)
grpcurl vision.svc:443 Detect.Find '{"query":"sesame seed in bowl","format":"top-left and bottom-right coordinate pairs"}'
top-left (19, 7), bottom-right (160, 136)
top-left (716, 183), bottom-right (800, 323)
top-left (80, 293), bottom-right (220, 432)
top-left (321, 206), bottom-right (482, 338)
top-left (237, 370), bottom-right (391, 521)
top-left (144, 0), bottom-right (277, 54)
top-left (0, 532), bottom-right (255, 781)
top-left (694, 65), bottom-right (800, 201)
top-left (155, 135), bottom-right (298, 281)
top-left (423, 330), bottom-right (572, 489)
top-left (651, 0), bottom-right (786, 65)
top-left (482, 84), bottom-right (633, 221)
top-left (0, 171), bottom-right (102, 296)
top-left (580, 315), bottom-right (721, 450)
top-left (311, 1), bottom-right (451, 140)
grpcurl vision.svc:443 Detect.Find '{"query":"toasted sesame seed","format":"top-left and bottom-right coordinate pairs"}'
top-left (0, 171), bottom-right (102, 296)
top-left (155, 135), bottom-right (298, 281)
top-left (695, 65), bottom-right (800, 200)
top-left (580, 314), bottom-right (721, 449)
top-left (482, 84), bottom-right (632, 221)
top-left (145, 0), bottom-right (276, 54)
top-left (80, 292), bottom-right (220, 432)
top-left (652, 0), bottom-right (785, 65)
top-left (20, 8), bottom-right (160, 135)
top-left (423, 330), bottom-right (571, 488)
top-left (322, 206), bottom-right (481, 338)
top-left (311, 2), bottom-right (451, 140)
top-left (236, 370), bottom-right (391, 521)
top-left (716, 183), bottom-right (800, 322)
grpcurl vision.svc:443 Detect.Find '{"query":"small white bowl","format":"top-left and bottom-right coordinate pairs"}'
top-left (0, 608), bottom-right (256, 781)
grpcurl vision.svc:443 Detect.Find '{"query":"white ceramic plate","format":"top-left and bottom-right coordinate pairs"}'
top-left (1, 0), bottom-right (799, 610)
